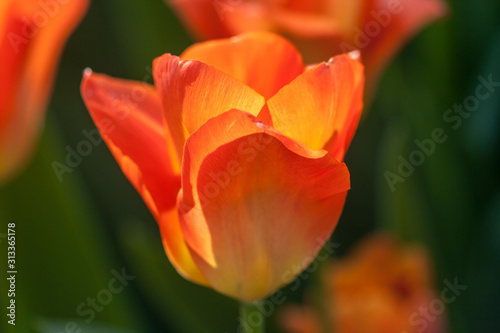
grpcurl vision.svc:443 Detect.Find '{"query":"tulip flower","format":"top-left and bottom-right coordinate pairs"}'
top-left (0, 0), bottom-right (89, 183)
top-left (166, 0), bottom-right (447, 95)
top-left (279, 234), bottom-right (447, 333)
top-left (81, 32), bottom-right (364, 302)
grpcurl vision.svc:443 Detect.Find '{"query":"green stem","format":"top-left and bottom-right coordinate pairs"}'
top-left (239, 302), bottom-right (265, 333)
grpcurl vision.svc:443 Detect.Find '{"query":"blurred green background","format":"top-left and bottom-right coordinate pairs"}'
top-left (1, 0), bottom-right (499, 332)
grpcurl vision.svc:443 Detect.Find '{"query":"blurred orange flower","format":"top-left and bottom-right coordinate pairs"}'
top-left (280, 234), bottom-right (446, 333)
top-left (81, 32), bottom-right (364, 301)
top-left (0, 0), bottom-right (89, 183)
top-left (167, 0), bottom-right (447, 94)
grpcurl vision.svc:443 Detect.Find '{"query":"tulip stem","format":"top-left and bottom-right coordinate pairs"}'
top-left (239, 301), bottom-right (265, 333)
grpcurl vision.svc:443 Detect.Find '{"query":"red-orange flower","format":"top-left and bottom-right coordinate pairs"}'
top-left (0, 0), bottom-right (89, 182)
top-left (81, 32), bottom-right (364, 301)
top-left (167, 0), bottom-right (447, 93)
top-left (279, 234), bottom-right (447, 333)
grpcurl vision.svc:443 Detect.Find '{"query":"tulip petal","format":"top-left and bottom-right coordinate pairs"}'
top-left (0, 0), bottom-right (89, 182)
top-left (0, 2), bottom-right (31, 133)
top-left (267, 53), bottom-right (364, 162)
top-left (178, 109), bottom-right (350, 301)
top-left (81, 72), bottom-right (208, 284)
top-left (166, 0), bottom-right (230, 40)
top-left (158, 208), bottom-right (210, 285)
top-left (270, 10), bottom-right (343, 38)
top-left (22, 0), bottom-right (90, 117)
top-left (81, 71), bottom-right (179, 216)
top-left (153, 53), bottom-right (266, 160)
top-left (180, 31), bottom-right (305, 100)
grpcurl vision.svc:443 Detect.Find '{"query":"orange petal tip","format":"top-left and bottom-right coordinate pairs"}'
top-left (83, 67), bottom-right (93, 77)
top-left (347, 50), bottom-right (361, 61)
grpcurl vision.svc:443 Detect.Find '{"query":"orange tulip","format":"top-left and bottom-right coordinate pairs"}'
top-left (81, 32), bottom-right (364, 301)
top-left (280, 234), bottom-right (447, 333)
top-left (167, 0), bottom-right (447, 94)
top-left (0, 0), bottom-right (89, 183)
